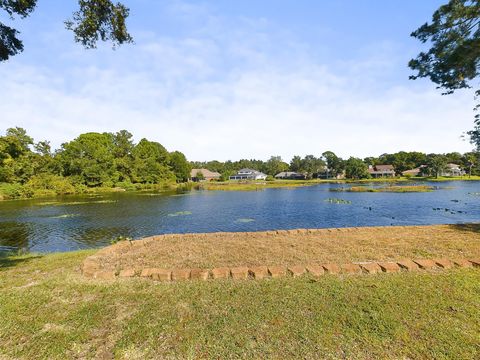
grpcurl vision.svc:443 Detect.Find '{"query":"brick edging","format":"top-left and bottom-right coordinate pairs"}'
top-left (83, 258), bottom-right (480, 281)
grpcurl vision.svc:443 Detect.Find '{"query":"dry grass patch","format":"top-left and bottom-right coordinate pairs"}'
top-left (93, 224), bottom-right (480, 271)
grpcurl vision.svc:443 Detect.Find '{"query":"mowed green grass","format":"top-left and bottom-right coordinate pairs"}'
top-left (1, 251), bottom-right (479, 359)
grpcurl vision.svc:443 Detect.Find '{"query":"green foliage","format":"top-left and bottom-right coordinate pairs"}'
top-left (345, 157), bottom-right (370, 180)
top-left (0, 127), bottom-right (182, 200)
top-left (169, 151), bottom-right (191, 183)
top-left (0, 0), bottom-right (131, 61)
top-left (65, 0), bottom-right (133, 49)
top-left (265, 175), bottom-right (274, 181)
top-left (264, 156), bottom-right (289, 176)
top-left (409, 0), bottom-right (480, 148)
top-left (322, 151), bottom-right (345, 177)
top-left (424, 154), bottom-right (449, 178)
top-left (0, 182), bottom-right (32, 199)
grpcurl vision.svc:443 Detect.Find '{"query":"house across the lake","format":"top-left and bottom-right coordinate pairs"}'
top-left (368, 164), bottom-right (395, 178)
top-left (441, 163), bottom-right (465, 177)
top-left (190, 168), bottom-right (221, 182)
top-left (275, 171), bottom-right (306, 180)
top-left (402, 167), bottom-right (422, 177)
top-left (229, 168), bottom-right (267, 181)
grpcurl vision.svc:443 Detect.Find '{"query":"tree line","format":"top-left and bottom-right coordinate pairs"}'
top-left (1, 127), bottom-right (479, 200)
top-left (0, 127), bottom-right (191, 199)
top-left (192, 151), bottom-right (480, 180)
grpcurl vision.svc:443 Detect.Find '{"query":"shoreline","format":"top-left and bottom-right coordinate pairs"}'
top-left (2, 176), bottom-right (480, 201)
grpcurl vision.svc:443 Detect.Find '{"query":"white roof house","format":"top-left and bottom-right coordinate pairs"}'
top-left (229, 168), bottom-right (267, 181)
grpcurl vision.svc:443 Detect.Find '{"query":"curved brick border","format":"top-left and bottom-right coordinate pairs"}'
top-left (83, 255), bottom-right (480, 281)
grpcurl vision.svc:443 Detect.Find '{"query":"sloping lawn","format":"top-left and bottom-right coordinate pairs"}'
top-left (0, 251), bottom-right (479, 359)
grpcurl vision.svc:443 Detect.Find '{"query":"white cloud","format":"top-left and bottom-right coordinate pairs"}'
top-left (0, 2), bottom-right (476, 161)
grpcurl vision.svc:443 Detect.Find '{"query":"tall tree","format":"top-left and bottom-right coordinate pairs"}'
top-left (169, 151), bottom-right (191, 183)
top-left (345, 157), bottom-right (370, 180)
top-left (409, 0), bottom-right (480, 148)
top-left (322, 151), bottom-right (345, 178)
top-left (1, 0), bottom-right (132, 61)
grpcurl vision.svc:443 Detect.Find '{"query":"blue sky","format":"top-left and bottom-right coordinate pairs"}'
top-left (0, 0), bottom-right (475, 161)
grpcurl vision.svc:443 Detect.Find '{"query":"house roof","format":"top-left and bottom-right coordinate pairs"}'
top-left (447, 163), bottom-right (461, 169)
top-left (235, 168), bottom-right (266, 176)
top-left (368, 164), bottom-right (395, 173)
top-left (190, 168), bottom-right (221, 178)
top-left (275, 171), bottom-right (304, 177)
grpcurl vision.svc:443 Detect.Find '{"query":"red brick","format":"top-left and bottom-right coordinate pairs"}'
top-left (211, 267), bottom-right (231, 279)
top-left (249, 266), bottom-right (269, 279)
top-left (230, 267), bottom-right (250, 280)
top-left (340, 263), bottom-right (362, 274)
top-left (306, 265), bottom-right (325, 277)
top-left (288, 266), bottom-right (306, 277)
top-left (413, 259), bottom-right (437, 270)
top-left (93, 271), bottom-right (116, 280)
top-left (151, 269), bottom-right (172, 281)
top-left (360, 263), bottom-right (382, 274)
top-left (268, 266), bottom-right (287, 278)
top-left (322, 263), bottom-right (341, 274)
top-left (397, 260), bottom-right (420, 271)
top-left (469, 259), bottom-right (480, 267)
top-left (377, 262), bottom-right (400, 273)
top-left (171, 269), bottom-right (191, 281)
top-left (433, 259), bottom-right (453, 269)
top-left (190, 268), bottom-right (210, 280)
top-left (452, 259), bottom-right (473, 268)
top-left (119, 269), bottom-right (136, 278)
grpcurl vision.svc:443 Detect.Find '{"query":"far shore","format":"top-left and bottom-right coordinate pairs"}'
top-left (1, 175), bottom-right (480, 201)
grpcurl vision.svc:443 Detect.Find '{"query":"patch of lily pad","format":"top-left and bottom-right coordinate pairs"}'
top-left (167, 211), bottom-right (192, 217)
top-left (235, 218), bottom-right (255, 223)
top-left (325, 198), bottom-right (352, 204)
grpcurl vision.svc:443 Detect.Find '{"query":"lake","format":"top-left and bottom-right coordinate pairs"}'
top-left (0, 181), bottom-right (479, 253)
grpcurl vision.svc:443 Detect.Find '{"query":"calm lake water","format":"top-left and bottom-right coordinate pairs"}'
top-left (0, 181), bottom-right (479, 253)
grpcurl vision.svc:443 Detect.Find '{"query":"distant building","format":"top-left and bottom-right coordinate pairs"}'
top-left (229, 168), bottom-right (267, 181)
top-left (316, 168), bottom-right (346, 179)
top-left (275, 171), bottom-right (306, 180)
top-left (190, 168), bottom-right (221, 182)
top-left (368, 164), bottom-right (395, 178)
top-left (402, 168), bottom-right (422, 177)
top-left (441, 163), bottom-right (466, 177)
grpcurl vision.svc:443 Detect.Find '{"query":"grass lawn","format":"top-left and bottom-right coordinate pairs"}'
top-left (1, 251), bottom-right (479, 359)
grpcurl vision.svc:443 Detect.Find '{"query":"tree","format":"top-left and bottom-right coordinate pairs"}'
top-left (264, 156), bottom-right (289, 176)
top-left (59, 132), bottom-right (116, 186)
top-left (169, 151), bottom-right (191, 182)
top-left (322, 151), bottom-right (345, 178)
top-left (345, 157), bottom-right (370, 180)
top-left (409, 0), bottom-right (480, 148)
top-left (289, 155), bottom-right (303, 172)
top-left (1, 0), bottom-right (132, 61)
top-left (425, 154), bottom-right (448, 178)
top-left (301, 155), bottom-right (325, 179)
top-left (131, 139), bottom-right (173, 184)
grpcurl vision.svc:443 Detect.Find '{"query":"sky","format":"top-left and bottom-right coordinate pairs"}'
top-left (0, 0), bottom-right (476, 162)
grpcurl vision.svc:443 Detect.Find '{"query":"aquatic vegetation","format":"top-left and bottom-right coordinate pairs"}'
top-left (432, 208), bottom-right (466, 215)
top-left (37, 200), bottom-right (117, 206)
top-left (325, 198), bottom-right (352, 204)
top-left (468, 192), bottom-right (480, 196)
top-left (235, 218), bottom-right (255, 223)
top-left (332, 185), bottom-right (434, 193)
top-left (167, 211), bottom-right (192, 217)
top-left (49, 214), bottom-right (79, 219)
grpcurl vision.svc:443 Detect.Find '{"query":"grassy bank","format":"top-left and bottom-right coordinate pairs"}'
top-left (1, 251), bottom-right (479, 359)
top-left (0, 181), bottom-right (187, 201)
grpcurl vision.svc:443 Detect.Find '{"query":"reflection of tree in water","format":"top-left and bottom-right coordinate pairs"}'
top-left (0, 222), bottom-right (31, 251)
top-left (72, 227), bottom-right (135, 248)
